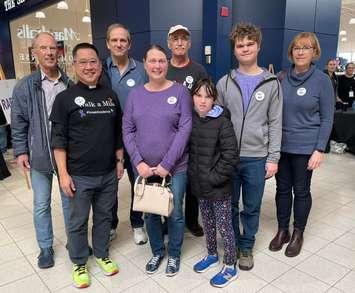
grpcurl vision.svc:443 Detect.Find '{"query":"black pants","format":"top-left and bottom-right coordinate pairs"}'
top-left (0, 152), bottom-right (10, 180)
top-left (184, 180), bottom-right (200, 228)
top-left (68, 170), bottom-right (117, 265)
top-left (111, 153), bottom-right (143, 229)
top-left (275, 153), bottom-right (313, 232)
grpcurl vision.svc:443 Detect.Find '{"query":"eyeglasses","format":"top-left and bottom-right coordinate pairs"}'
top-left (74, 59), bottom-right (99, 67)
top-left (146, 59), bottom-right (167, 65)
top-left (36, 46), bottom-right (57, 52)
top-left (292, 46), bottom-right (314, 53)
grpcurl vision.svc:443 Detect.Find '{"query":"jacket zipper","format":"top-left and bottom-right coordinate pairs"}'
top-left (226, 72), bottom-right (279, 157)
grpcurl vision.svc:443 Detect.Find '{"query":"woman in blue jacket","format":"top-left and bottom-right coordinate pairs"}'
top-left (269, 32), bottom-right (334, 257)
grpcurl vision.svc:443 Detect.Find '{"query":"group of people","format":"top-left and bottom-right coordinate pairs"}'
top-left (10, 21), bottom-right (334, 289)
top-left (324, 58), bottom-right (355, 110)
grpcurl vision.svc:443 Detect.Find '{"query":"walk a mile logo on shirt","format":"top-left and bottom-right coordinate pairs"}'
top-left (255, 91), bottom-right (265, 101)
top-left (297, 87), bottom-right (307, 96)
top-left (167, 96), bottom-right (177, 105)
top-left (126, 79), bottom-right (136, 87)
top-left (74, 96), bottom-right (86, 107)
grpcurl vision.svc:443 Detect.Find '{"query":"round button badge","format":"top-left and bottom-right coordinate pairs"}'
top-left (255, 91), bottom-right (265, 101)
top-left (297, 87), bottom-right (307, 96)
top-left (185, 75), bottom-right (194, 84)
top-left (126, 79), bottom-right (136, 87)
top-left (167, 96), bottom-right (177, 104)
top-left (74, 96), bottom-right (86, 107)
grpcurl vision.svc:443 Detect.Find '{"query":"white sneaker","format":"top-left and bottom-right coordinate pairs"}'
top-left (133, 227), bottom-right (148, 245)
top-left (109, 229), bottom-right (117, 242)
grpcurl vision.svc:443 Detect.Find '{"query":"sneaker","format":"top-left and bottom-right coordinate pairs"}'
top-left (238, 250), bottom-right (254, 271)
top-left (165, 256), bottom-right (180, 277)
top-left (193, 254), bottom-right (219, 273)
top-left (37, 247), bottom-right (54, 269)
top-left (133, 227), bottom-right (148, 245)
top-left (72, 264), bottom-right (90, 288)
top-left (210, 265), bottom-right (238, 288)
top-left (109, 229), bottom-right (117, 242)
top-left (95, 257), bottom-right (119, 276)
top-left (146, 255), bottom-right (164, 274)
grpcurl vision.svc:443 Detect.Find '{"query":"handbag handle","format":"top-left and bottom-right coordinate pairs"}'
top-left (134, 175), bottom-right (168, 197)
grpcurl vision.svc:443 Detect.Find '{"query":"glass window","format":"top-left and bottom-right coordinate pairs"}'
top-left (10, 0), bottom-right (92, 79)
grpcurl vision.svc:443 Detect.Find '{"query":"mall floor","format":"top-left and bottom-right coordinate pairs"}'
top-left (0, 152), bottom-right (355, 293)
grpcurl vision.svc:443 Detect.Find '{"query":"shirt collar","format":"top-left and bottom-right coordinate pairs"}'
top-left (107, 56), bottom-right (136, 72)
top-left (41, 69), bottom-right (62, 82)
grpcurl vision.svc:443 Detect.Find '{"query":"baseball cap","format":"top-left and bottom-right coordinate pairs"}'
top-left (168, 25), bottom-right (190, 37)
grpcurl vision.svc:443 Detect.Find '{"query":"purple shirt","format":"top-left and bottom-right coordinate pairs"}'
top-left (235, 70), bottom-right (265, 113)
top-left (123, 83), bottom-right (192, 175)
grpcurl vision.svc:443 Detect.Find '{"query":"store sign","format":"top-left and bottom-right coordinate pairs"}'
top-left (3, 0), bottom-right (27, 12)
top-left (17, 24), bottom-right (80, 41)
top-left (0, 79), bottom-right (17, 125)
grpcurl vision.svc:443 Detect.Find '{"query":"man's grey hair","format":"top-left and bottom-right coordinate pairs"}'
top-left (31, 31), bottom-right (57, 48)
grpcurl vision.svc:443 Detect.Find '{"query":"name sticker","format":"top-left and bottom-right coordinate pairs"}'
top-left (297, 87), bottom-right (307, 96)
top-left (126, 79), bottom-right (135, 87)
top-left (167, 96), bottom-right (177, 104)
top-left (255, 91), bottom-right (265, 101)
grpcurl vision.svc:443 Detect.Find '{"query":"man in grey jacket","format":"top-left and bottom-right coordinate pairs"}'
top-left (216, 23), bottom-right (282, 271)
top-left (11, 32), bottom-right (71, 269)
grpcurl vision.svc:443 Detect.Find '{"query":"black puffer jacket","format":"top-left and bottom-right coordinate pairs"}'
top-left (188, 106), bottom-right (239, 200)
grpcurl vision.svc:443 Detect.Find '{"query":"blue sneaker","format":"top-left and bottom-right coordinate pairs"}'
top-left (165, 256), bottom-right (180, 277)
top-left (146, 255), bottom-right (164, 274)
top-left (193, 254), bottom-right (219, 273)
top-left (210, 265), bottom-right (238, 288)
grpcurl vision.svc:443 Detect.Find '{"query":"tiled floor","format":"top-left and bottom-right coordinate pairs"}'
top-left (1, 152), bottom-right (355, 292)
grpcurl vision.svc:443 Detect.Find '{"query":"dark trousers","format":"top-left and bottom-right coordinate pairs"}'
top-left (68, 170), bottom-right (117, 265)
top-left (275, 153), bottom-right (313, 232)
top-left (199, 198), bottom-right (236, 265)
top-left (184, 180), bottom-right (200, 227)
top-left (111, 154), bottom-right (144, 229)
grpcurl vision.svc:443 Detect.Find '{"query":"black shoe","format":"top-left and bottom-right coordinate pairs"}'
top-left (66, 243), bottom-right (93, 256)
top-left (38, 247), bottom-right (54, 269)
top-left (187, 224), bottom-right (204, 237)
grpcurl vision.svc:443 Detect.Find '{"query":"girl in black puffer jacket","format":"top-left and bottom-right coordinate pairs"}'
top-left (188, 78), bottom-right (239, 288)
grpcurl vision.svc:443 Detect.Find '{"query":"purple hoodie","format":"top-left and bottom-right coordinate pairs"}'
top-left (123, 83), bottom-right (192, 175)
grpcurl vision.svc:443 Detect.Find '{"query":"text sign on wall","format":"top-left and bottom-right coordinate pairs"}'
top-left (0, 79), bottom-right (17, 125)
top-left (3, 0), bottom-right (27, 12)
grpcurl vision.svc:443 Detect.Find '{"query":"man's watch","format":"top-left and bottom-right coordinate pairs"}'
top-left (116, 158), bottom-right (125, 164)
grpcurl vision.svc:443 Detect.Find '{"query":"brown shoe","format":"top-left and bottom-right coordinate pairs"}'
top-left (285, 229), bottom-right (303, 257)
top-left (269, 230), bottom-right (291, 251)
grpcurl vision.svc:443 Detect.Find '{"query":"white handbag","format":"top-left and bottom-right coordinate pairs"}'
top-left (133, 176), bottom-right (174, 217)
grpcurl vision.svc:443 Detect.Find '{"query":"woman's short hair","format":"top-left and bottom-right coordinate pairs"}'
top-left (287, 32), bottom-right (321, 62)
top-left (143, 44), bottom-right (168, 60)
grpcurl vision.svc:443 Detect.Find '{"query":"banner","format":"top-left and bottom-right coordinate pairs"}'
top-left (0, 79), bottom-right (17, 125)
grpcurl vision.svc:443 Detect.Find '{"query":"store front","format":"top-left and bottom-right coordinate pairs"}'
top-left (2, 0), bottom-right (92, 79)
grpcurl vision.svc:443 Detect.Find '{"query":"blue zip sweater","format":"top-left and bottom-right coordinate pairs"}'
top-left (281, 64), bottom-right (334, 154)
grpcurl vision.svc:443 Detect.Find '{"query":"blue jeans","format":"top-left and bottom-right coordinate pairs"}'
top-left (275, 152), bottom-right (313, 232)
top-left (231, 157), bottom-right (266, 251)
top-left (31, 169), bottom-right (70, 249)
top-left (145, 172), bottom-right (187, 258)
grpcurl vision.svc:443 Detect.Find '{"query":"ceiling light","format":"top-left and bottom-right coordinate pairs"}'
top-left (349, 18), bottom-right (355, 24)
top-left (35, 11), bottom-right (46, 18)
top-left (339, 30), bottom-right (347, 35)
top-left (341, 37), bottom-right (347, 42)
top-left (82, 15), bottom-right (91, 23)
top-left (57, 1), bottom-right (68, 10)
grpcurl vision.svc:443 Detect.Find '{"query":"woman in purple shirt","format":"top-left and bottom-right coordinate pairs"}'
top-left (123, 45), bottom-right (192, 276)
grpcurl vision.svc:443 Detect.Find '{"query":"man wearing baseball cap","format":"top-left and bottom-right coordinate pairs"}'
top-left (167, 24), bottom-right (208, 237)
